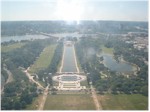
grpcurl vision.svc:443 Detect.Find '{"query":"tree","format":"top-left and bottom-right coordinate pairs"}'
top-left (141, 85), bottom-right (148, 96)
top-left (100, 56), bottom-right (104, 61)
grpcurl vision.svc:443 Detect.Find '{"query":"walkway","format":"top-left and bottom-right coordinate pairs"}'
top-left (3, 67), bottom-right (14, 84)
top-left (24, 67), bottom-right (44, 89)
top-left (24, 67), bottom-right (48, 110)
top-left (38, 84), bottom-right (49, 110)
top-left (1, 67), bottom-right (14, 93)
top-left (90, 83), bottom-right (102, 110)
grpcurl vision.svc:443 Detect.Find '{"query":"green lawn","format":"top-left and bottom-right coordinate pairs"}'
top-left (101, 45), bottom-right (114, 55)
top-left (44, 94), bottom-right (96, 110)
top-left (80, 80), bottom-right (89, 87)
top-left (98, 94), bottom-right (148, 110)
top-left (26, 95), bottom-right (43, 110)
top-left (1, 42), bottom-right (26, 52)
top-left (29, 44), bottom-right (57, 73)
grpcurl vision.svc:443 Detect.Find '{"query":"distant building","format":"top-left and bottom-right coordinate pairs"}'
top-left (64, 41), bottom-right (73, 46)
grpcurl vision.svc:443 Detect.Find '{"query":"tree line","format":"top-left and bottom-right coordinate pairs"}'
top-left (36, 42), bottom-right (63, 86)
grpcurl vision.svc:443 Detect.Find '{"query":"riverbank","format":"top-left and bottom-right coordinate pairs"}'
top-left (118, 55), bottom-right (139, 73)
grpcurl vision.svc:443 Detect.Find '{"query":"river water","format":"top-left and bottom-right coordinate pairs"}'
top-left (1, 33), bottom-right (96, 43)
top-left (1, 33), bottom-right (82, 43)
top-left (1, 35), bottom-right (49, 42)
top-left (61, 45), bottom-right (77, 72)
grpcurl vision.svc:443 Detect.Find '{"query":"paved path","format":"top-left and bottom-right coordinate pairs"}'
top-left (3, 67), bottom-right (14, 84)
top-left (38, 84), bottom-right (49, 110)
top-left (59, 45), bottom-right (65, 73)
top-left (73, 45), bottom-right (79, 73)
top-left (24, 67), bottom-right (44, 89)
top-left (24, 67), bottom-right (50, 110)
top-left (1, 67), bottom-right (14, 93)
top-left (90, 84), bottom-right (102, 110)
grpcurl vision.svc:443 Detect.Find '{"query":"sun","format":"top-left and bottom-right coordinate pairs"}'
top-left (56, 0), bottom-right (83, 23)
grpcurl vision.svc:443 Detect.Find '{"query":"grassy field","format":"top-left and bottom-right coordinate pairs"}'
top-left (29, 44), bottom-right (57, 73)
top-left (1, 42), bottom-right (26, 52)
top-left (101, 45), bottom-right (114, 55)
top-left (98, 94), bottom-right (148, 110)
top-left (80, 80), bottom-right (89, 87)
top-left (44, 94), bottom-right (96, 110)
top-left (26, 95), bottom-right (43, 110)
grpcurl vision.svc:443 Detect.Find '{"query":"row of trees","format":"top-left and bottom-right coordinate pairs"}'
top-left (37, 42), bottom-right (63, 86)
top-left (75, 37), bottom-right (107, 84)
top-left (2, 38), bottom-right (55, 69)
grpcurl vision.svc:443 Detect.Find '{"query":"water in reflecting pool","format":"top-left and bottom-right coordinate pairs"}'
top-left (62, 46), bottom-right (77, 72)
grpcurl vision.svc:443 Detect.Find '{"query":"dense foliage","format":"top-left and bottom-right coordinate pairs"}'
top-left (37, 42), bottom-right (63, 86)
top-left (75, 36), bottom-right (148, 96)
top-left (2, 39), bottom-right (55, 69)
top-left (1, 38), bottom-right (56, 110)
top-left (1, 68), bottom-right (8, 82)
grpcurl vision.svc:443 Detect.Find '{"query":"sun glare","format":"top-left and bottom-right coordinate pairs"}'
top-left (56, 0), bottom-right (83, 23)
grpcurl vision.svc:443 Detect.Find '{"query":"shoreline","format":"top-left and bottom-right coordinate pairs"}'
top-left (100, 53), bottom-right (139, 73)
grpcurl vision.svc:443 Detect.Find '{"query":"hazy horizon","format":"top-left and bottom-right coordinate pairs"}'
top-left (1, 0), bottom-right (148, 22)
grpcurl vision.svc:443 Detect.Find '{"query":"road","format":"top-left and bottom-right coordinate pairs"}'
top-left (4, 67), bottom-right (14, 84)
top-left (1, 67), bottom-right (14, 93)
top-left (90, 83), bottom-right (102, 110)
top-left (38, 84), bottom-right (49, 110)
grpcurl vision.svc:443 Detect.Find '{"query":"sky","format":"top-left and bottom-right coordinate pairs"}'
top-left (1, 0), bottom-right (148, 21)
